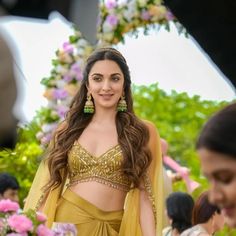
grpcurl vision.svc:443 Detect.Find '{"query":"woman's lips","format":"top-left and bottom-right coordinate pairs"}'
top-left (100, 94), bottom-right (113, 99)
top-left (222, 206), bottom-right (235, 217)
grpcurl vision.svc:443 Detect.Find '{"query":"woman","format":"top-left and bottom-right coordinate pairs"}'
top-left (180, 191), bottom-right (225, 236)
top-left (24, 48), bottom-right (165, 235)
top-left (162, 192), bottom-right (194, 236)
top-left (196, 102), bottom-right (236, 228)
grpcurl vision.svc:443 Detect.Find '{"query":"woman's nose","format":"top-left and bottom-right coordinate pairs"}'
top-left (102, 80), bottom-right (111, 91)
top-left (208, 183), bottom-right (224, 206)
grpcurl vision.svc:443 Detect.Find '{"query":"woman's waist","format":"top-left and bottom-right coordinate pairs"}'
top-left (68, 174), bottom-right (131, 192)
top-left (68, 181), bottom-right (127, 211)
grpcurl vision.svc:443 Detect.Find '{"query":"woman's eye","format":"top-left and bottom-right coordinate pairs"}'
top-left (93, 76), bottom-right (102, 81)
top-left (216, 175), bottom-right (234, 184)
top-left (112, 76), bottom-right (120, 81)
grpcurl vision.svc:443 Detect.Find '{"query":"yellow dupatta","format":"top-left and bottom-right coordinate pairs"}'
top-left (23, 159), bottom-right (67, 228)
top-left (119, 120), bottom-right (165, 236)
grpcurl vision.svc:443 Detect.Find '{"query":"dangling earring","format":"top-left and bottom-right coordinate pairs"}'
top-left (84, 93), bottom-right (94, 113)
top-left (117, 94), bottom-right (127, 112)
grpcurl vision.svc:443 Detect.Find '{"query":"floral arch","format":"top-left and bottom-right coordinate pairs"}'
top-left (36, 0), bottom-right (175, 147)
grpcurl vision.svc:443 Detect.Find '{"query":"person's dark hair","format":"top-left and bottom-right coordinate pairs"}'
top-left (192, 191), bottom-right (221, 225)
top-left (166, 191), bottom-right (194, 233)
top-left (0, 172), bottom-right (20, 194)
top-left (196, 102), bottom-right (236, 158)
top-left (45, 47), bottom-right (152, 191)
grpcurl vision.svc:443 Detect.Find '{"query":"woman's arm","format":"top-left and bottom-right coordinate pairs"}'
top-left (139, 120), bottom-right (164, 236)
top-left (140, 187), bottom-right (156, 236)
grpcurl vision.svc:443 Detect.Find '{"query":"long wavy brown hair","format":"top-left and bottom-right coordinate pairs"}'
top-left (45, 47), bottom-right (152, 191)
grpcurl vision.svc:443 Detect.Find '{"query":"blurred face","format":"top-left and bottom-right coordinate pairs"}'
top-left (212, 212), bottom-right (225, 232)
top-left (87, 60), bottom-right (124, 111)
top-left (198, 148), bottom-right (236, 228)
top-left (0, 188), bottom-right (19, 203)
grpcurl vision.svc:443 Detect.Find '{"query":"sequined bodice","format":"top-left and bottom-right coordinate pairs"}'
top-left (67, 142), bottom-right (131, 191)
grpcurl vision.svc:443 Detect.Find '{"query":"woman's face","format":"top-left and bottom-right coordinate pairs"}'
top-left (198, 148), bottom-right (236, 228)
top-left (87, 59), bottom-right (125, 111)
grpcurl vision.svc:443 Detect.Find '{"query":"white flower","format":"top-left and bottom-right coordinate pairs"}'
top-left (47, 100), bottom-right (57, 109)
top-left (102, 21), bottom-right (114, 33)
top-left (36, 132), bottom-right (44, 140)
top-left (55, 65), bottom-right (68, 75)
top-left (123, 2), bottom-right (137, 21)
top-left (77, 38), bottom-right (89, 47)
top-left (41, 123), bottom-right (58, 133)
top-left (55, 80), bottom-right (67, 89)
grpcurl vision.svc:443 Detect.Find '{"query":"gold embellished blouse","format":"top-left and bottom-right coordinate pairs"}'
top-left (67, 142), bottom-right (131, 192)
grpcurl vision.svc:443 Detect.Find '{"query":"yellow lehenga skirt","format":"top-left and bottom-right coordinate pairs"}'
top-left (54, 189), bottom-right (124, 236)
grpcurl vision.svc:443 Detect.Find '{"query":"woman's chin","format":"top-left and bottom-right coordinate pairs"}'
top-left (225, 216), bottom-right (236, 229)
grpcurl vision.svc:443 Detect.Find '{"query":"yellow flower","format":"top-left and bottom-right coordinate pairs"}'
top-left (64, 84), bottom-right (80, 96)
top-left (148, 5), bottom-right (166, 19)
top-left (58, 50), bottom-right (73, 64)
top-left (43, 88), bottom-right (54, 100)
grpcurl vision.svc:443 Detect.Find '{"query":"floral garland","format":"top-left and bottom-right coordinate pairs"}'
top-left (36, 0), bottom-right (174, 147)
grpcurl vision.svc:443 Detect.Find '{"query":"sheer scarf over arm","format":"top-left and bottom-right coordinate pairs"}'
top-left (23, 159), bottom-right (68, 228)
top-left (119, 121), bottom-right (165, 235)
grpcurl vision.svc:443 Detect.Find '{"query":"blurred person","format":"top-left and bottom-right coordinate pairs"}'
top-left (0, 172), bottom-right (20, 203)
top-left (0, 5), bottom-right (18, 149)
top-left (180, 191), bottom-right (225, 236)
top-left (196, 102), bottom-right (236, 228)
top-left (163, 191), bottom-right (194, 236)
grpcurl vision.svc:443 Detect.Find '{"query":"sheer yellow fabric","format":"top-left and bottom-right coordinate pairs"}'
top-left (23, 121), bottom-right (165, 235)
top-left (119, 121), bottom-right (165, 235)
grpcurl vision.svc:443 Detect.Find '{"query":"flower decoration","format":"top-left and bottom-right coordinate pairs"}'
top-left (0, 199), bottom-right (77, 236)
top-left (36, 0), bottom-right (176, 147)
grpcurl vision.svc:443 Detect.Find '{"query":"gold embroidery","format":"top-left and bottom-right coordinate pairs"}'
top-left (35, 193), bottom-right (45, 211)
top-left (67, 143), bottom-right (131, 192)
top-left (143, 172), bottom-right (157, 226)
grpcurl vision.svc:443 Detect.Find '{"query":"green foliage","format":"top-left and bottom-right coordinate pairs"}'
top-left (133, 83), bottom-right (229, 184)
top-left (0, 121), bottom-right (43, 207)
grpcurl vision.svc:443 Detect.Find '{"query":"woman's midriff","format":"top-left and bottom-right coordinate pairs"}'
top-left (69, 181), bottom-right (127, 211)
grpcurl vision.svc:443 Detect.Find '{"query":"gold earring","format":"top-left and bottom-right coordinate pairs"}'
top-left (117, 95), bottom-right (127, 112)
top-left (84, 94), bottom-right (94, 113)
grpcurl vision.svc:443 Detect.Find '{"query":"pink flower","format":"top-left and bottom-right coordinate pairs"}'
top-left (0, 199), bottom-right (20, 212)
top-left (166, 10), bottom-right (175, 21)
top-left (37, 224), bottom-right (55, 236)
top-left (36, 212), bottom-right (47, 222)
top-left (56, 105), bottom-right (69, 119)
top-left (8, 214), bottom-right (33, 233)
top-left (53, 88), bottom-right (68, 99)
top-left (106, 14), bottom-right (119, 27)
top-left (62, 42), bottom-right (74, 53)
top-left (105, 0), bottom-right (117, 9)
top-left (141, 10), bottom-right (151, 20)
top-left (63, 75), bottom-right (73, 82)
top-left (40, 133), bottom-right (52, 146)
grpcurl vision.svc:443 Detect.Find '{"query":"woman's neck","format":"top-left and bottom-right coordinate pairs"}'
top-left (92, 109), bottom-right (117, 125)
top-left (171, 228), bottom-right (180, 236)
top-left (198, 221), bottom-right (214, 235)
